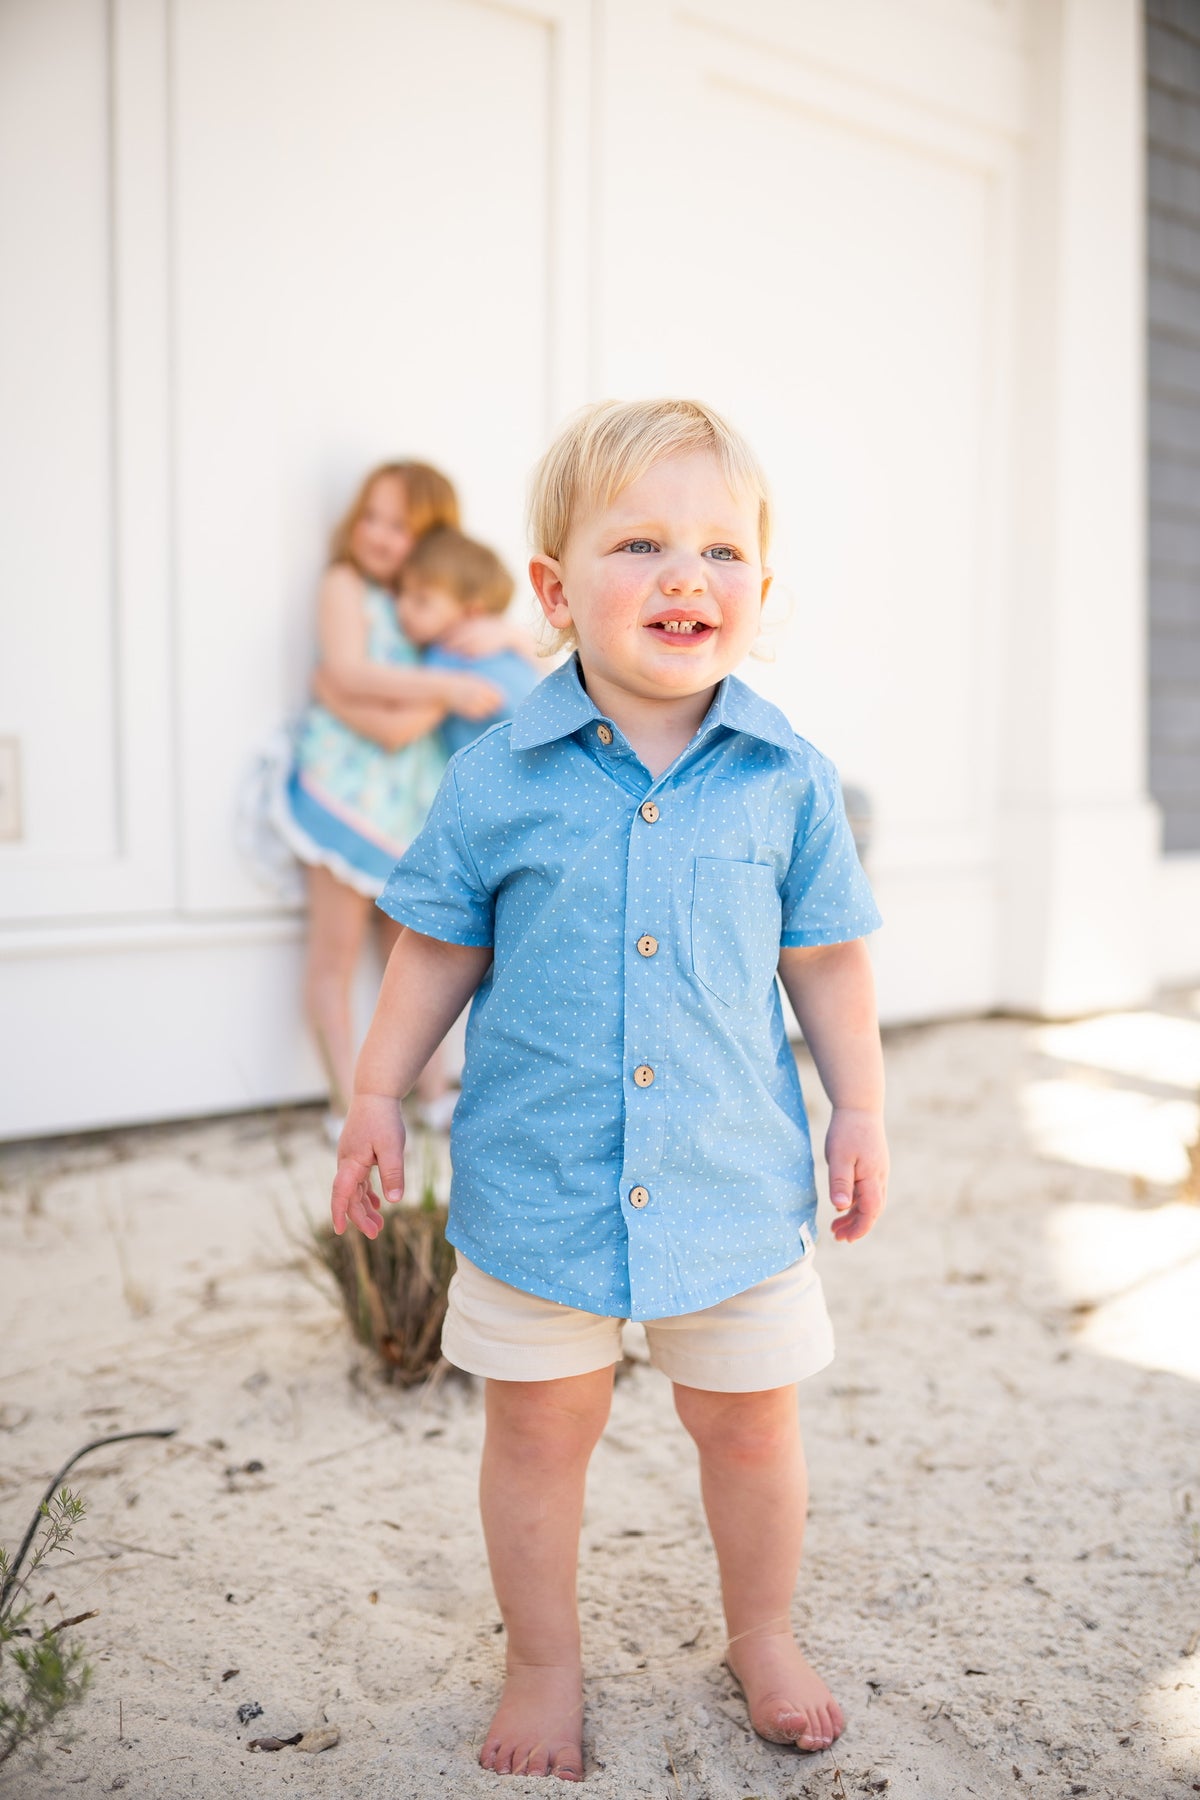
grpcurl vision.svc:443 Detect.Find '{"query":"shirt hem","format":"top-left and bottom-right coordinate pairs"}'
top-left (447, 1227), bottom-right (821, 1322)
top-left (375, 899), bottom-right (493, 946)
top-left (780, 920), bottom-right (881, 946)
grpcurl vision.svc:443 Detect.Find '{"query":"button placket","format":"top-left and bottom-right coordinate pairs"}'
top-left (620, 781), bottom-right (667, 1264)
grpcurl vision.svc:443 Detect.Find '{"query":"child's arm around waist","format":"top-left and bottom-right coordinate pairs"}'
top-left (309, 666), bottom-right (446, 751)
top-left (317, 565), bottom-right (501, 714)
top-left (330, 929), bottom-right (492, 1239)
top-left (777, 939), bottom-right (888, 1243)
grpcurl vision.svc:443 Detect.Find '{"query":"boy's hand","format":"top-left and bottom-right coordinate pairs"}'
top-left (438, 671), bottom-right (505, 719)
top-left (330, 1094), bottom-right (407, 1239)
top-left (825, 1107), bottom-right (888, 1242)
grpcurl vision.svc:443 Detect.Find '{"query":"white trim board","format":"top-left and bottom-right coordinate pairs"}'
top-left (1, 932), bottom-right (324, 1140)
top-left (1155, 855), bottom-right (1200, 989)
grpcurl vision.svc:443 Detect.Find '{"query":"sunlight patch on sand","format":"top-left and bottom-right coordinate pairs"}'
top-left (1050, 1215), bottom-right (1200, 1382)
top-left (1135, 1650), bottom-right (1200, 1762)
top-left (1020, 1078), bottom-right (1197, 1186)
top-left (1044, 1198), bottom-right (1200, 1306)
top-left (1029, 1006), bottom-right (1200, 1383)
top-left (1034, 1011), bottom-right (1200, 1091)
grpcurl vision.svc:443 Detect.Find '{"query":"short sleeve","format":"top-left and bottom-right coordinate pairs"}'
top-left (780, 759), bottom-right (881, 946)
top-left (376, 765), bottom-right (494, 946)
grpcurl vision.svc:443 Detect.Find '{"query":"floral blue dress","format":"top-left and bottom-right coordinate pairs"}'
top-left (274, 583), bottom-right (448, 896)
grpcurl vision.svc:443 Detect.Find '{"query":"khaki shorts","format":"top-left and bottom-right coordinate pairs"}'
top-left (442, 1251), bottom-right (835, 1392)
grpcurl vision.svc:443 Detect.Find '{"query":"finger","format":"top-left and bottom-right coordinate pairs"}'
top-left (347, 1187), bottom-right (383, 1238)
top-left (828, 1163), bottom-right (855, 1212)
top-left (331, 1159), bottom-right (374, 1235)
top-left (831, 1174), bottom-right (885, 1241)
top-left (377, 1147), bottom-right (406, 1204)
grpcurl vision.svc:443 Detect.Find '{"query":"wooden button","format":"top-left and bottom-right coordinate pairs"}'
top-left (639, 800), bottom-right (660, 823)
top-left (597, 723), bottom-right (613, 746)
top-left (633, 1065), bottom-right (655, 1088)
top-left (629, 1186), bottom-right (649, 1209)
top-left (636, 935), bottom-right (658, 957)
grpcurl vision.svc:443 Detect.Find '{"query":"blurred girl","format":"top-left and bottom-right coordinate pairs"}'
top-left (276, 462), bottom-right (501, 1128)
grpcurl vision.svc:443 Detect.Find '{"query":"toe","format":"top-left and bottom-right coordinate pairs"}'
top-left (522, 1742), bottom-right (551, 1777)
top-left (792, 1708), bottom-right (829, 1750)
top-left (479, 1738), bottom-right (500, 1771)
top-left (550, 1751), bottom-right (584, 1782)
top-left (816, 1708), bottom-right (840, 1747)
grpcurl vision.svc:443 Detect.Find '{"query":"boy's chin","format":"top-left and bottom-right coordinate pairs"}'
top-left (641, 646), bottom-right (726, 685)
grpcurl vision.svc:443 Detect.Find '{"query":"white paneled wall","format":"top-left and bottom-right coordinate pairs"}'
top-left (170, 0), bottom-right (590, 912)
top-left (0, 0), bottom-right (1161, 1136)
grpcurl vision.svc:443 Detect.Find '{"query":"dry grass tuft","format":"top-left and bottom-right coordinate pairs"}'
top-left (313, 1197), bottom-right (457, 1386)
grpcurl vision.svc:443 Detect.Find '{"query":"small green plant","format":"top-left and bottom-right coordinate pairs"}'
top-left (0, 1487), bottom-right (93, 1767)
top-left (0, 1426), bottom-right (176, 1771)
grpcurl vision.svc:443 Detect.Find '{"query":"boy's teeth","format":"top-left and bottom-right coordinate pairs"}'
top-left (661, 619), bottom-right (699, 632)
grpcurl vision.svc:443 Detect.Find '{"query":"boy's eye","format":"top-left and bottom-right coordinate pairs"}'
top-left (707, 545), bottom-right (737, 561)
top-left (622, 539), bottom-right (656, 554)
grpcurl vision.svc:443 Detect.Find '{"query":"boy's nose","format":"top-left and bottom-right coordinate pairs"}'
top-left (660, 556), bottom-right (706, 596)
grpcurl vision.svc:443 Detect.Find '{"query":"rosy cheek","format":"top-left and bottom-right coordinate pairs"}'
top-left (605, 567), bottom-right (650, 609)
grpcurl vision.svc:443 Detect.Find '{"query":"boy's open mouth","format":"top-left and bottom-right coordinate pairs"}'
top-left (646, 617), bottom-right (714, 639)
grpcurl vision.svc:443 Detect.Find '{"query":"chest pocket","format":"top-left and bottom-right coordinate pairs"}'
top-left (690, 857), bottom-right (781, 1008)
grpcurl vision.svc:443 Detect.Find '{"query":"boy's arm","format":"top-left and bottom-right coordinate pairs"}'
top-left (437, 613), bottom-right (542, 666)
top-left (331, 930), bottom-right (492, 1239)
top-left (317, 566), bottom-right (503, 713)
top-left (777, 939), bottom-right (888, 1243)
top-left (310, 666), bottom-right (446, 750)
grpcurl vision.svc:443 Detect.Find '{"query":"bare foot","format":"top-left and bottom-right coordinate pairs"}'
top-left (725, 1631), bottom-right (845, 1752)
top-left (478, 1661), bottom-right (584, 1781)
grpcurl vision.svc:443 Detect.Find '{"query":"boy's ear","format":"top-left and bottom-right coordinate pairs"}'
top-left (529, 554), bottom-right (571, 630)
top-left (760, 568), bottom-right (773, 606)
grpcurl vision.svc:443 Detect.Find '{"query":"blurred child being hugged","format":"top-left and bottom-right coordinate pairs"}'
top-left (314, 527), bottom-right (539, 761)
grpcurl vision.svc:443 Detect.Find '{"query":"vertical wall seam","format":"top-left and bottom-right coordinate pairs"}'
top-left (544, 13), bottom-right (558, 439)
top-left (165, 0), bottom-right (184, 909)
top-left (587, 0), bottom-right (602, 396)
top-left (106, 0), bottom-right (126, 858)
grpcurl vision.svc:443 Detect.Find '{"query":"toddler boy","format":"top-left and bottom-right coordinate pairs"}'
top-left (332, 399), bottom-right (888, 1782)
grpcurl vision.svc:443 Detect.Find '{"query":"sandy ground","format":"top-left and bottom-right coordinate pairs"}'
top-left (3, 1010), bottom-right (1200, 1800)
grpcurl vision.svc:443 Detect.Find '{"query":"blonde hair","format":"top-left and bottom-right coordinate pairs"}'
top-left (528, 398), bottom-right (771, 560)
top-left (400, 527), bottom-right (514, 616)
top-left (329, 460), bottom-right (460, 573)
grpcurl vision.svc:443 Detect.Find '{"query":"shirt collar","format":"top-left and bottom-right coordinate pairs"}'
top-left (508, 653), bottom-right (798, 755)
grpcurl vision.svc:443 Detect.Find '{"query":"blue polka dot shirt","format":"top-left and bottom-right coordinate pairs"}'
top-left (378, 656), bottom-right (881, 1321)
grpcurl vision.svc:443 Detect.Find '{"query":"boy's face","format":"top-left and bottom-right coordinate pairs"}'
top-left (397, 580), bottom-right (465, 647)
top-left (530, 450), bottom-right (769, 709)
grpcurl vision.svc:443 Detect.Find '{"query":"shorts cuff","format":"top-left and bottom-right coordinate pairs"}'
top-left (649, 1330), bottom-right (835, 1393)
top-left (441, 1317), bottom-right (622, 1383)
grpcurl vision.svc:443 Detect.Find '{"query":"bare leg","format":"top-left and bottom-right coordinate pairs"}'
top-left (478, 1369), bottom-right (614, 1780)
top-left (304, 865), bottom-right (372, 1114)
top-left (673, 1383), bottom-right (844, 1753)
top-left (376, 914), bottom-right (447, 1106)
